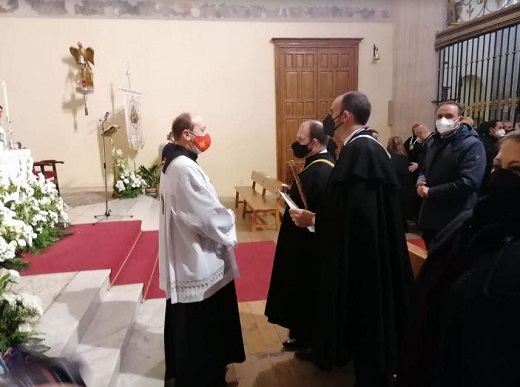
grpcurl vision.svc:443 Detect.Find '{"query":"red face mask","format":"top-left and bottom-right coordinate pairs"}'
top-left (190, 131), bottom-right (211, 153)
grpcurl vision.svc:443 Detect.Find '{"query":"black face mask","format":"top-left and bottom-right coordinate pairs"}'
top-left (291, 140), bottom-right (311, 159)
top-left (322, 113), bottom-right (343, 136)
top-left (487, 168), bottom-right (520, 220)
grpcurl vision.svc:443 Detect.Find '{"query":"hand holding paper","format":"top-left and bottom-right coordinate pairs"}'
top-left (280, 190), bottom-right (315, 231)
top-left (288, 208), bottom-right (315, 232)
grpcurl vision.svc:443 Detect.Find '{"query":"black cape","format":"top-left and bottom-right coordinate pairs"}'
top-left (312, 130), bottom-right (413, 379)
top-left (265, 152), bottom-right (336, 342)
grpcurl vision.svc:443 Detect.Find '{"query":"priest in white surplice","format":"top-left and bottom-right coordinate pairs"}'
top-left (159, 112), bottom-right (245, 387)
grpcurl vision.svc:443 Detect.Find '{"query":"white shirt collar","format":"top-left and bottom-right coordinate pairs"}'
top-left (343, 127), bottom-right (367, 146)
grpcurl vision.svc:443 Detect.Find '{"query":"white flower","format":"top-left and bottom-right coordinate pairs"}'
top-left (1, 292), bottom-right (17, 306)
top-left (20, 293), bottom-right (43, 315)
top-left (18, 323), bottom-right (33, 333)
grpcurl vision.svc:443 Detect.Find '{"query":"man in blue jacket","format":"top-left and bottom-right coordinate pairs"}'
top-left (417, 101), bottom-right (485, 249)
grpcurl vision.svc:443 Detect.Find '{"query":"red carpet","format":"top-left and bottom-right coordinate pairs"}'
top-left (234, 240), bottom-right (276, 303)
top-left (21, 220), bottom-right (142, 281)
top-left (144, 240), bottom-right (277, 302)
top-left (143, 257), bottom-right (164, 299)
top-left (21, 223), bottom-right (276, 302)
top-left (408, 238), bottom-right (426, 251)
top-left (111, 231), bottom-right (158, 287)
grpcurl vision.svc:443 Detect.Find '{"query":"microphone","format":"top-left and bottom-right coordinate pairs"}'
top-left (104, 112), bottom-right (110, 120)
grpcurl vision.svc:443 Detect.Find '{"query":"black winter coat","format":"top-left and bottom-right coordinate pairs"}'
top-left (418, 124), bottom-right (485, 232)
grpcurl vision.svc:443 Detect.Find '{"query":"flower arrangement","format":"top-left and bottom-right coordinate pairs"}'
top-left (0, 270), bottom-right (43, 353)
top-left (0, 158), bottom-right (69, 356)
top-left (112, 148), bottom-right (146, 198)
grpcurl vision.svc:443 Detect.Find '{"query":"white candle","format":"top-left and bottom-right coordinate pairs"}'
top-left (1, 81), bottom-right (9, 121)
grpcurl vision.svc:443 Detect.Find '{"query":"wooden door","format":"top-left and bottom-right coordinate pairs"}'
top-left (273, 38), bottom-right (360, 184)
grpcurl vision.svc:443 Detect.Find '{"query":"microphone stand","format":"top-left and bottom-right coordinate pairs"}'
top-left (94, 113), bottom-right (132, 223)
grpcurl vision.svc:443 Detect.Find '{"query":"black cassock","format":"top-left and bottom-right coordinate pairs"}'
top-left (313, 130), bottom-right (413, 384)
top-left (265, 152), bottom-right (335, 343)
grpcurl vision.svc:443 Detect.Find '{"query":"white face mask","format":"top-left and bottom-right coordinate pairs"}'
top-left (436, 117), bottom-right (458, 135)
top-left (495, 129), bottom-right (506, 138)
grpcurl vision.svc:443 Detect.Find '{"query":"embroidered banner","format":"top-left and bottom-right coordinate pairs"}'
top-left (121, 89), bottom-right (144, 150)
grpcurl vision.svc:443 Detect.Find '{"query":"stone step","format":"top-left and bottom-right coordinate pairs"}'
top-left (116, 298), bottom-right (165, 387)
top-left (36, 269), bottom-right (111, 358)
top-left (73, 283), bottom-right (143, 387)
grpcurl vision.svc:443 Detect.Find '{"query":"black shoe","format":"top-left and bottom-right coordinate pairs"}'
top-left (282, 339), bottom-right (305, 351)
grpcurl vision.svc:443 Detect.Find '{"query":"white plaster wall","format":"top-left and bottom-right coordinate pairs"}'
top-left (0, 18), bottom-right (393, 196)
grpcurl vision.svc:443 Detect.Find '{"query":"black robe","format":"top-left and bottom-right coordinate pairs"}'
top-left (265, 152), bottom-right (336, 343)
top-left (389, 152), bottom-right (414, 225)
top-left (398, 197), bottom-right (520, 387)
top-left (312, 130), bottom-right (413, 383)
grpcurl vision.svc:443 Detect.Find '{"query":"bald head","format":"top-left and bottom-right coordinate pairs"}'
top-left (413, 124), bottom-right (433, 141)
top-left (294, 119), bottom-right (328, 158)
top-left (300, 120), bottom-right (328, 146)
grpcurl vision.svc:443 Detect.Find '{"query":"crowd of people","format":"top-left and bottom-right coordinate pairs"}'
top-left (158, 93), bottom-right (520, 387)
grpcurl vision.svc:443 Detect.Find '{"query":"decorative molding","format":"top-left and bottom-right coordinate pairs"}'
top-left (0, 0), bottom-right (392, 22)
top-left (271, 38), bottom-right (363, 48)
top-left (436, 2), bottom-right (520, 49)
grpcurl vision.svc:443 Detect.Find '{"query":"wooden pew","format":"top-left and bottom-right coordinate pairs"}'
top-left (407, 241), bottom-right (428, 277)
top-left (234, 171), bottom-right (288, 231)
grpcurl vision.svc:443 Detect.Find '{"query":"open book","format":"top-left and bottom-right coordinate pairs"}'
top-left (279, 191), bottom-right (315, 232)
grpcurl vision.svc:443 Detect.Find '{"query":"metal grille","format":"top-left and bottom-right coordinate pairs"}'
top-left (436, 24), bottom-right (520, 127)
top-left (453, 0), bottom-right (520, 24)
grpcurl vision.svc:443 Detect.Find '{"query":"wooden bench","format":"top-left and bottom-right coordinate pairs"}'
top-left (234, 171), bottom-right (288, 231)
top-left (407, 241), bottom-right (428, 277)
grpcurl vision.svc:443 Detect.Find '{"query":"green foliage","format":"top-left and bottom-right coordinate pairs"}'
top-left (138, 164), bottom-right (160, 188)
top-left (31, 226), bottom-right (61, 251)
top-left (1, 258), bottom-right (29, 272)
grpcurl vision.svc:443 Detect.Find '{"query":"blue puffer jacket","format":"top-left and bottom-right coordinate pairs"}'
top-left (418, 123), bottom-right (486, 232)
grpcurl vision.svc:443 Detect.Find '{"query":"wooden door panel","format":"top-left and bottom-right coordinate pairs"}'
top-left (285, 72), bottom-right (299, 98)
top-left (318, 72), bottom-right (334, 98)
top-left (335, 71), bottom-right (352, 95)
top-left (284, 119), bottom-right (300, 143)
top-left (301, 71), bottom-right (315, 98)
top-left (274, 39), bottom-right (360, 183)
top-left (318, 101), bottom-right (331, 119)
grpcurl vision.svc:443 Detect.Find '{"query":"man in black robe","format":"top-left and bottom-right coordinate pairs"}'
top-left (265, 120), bottom-right (335, 352)
top-left (290, 91), bottom-right (413, 387)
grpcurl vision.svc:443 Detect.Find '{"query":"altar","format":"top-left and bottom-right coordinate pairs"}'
top-left (0, 149), bottom-right (32, 179)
